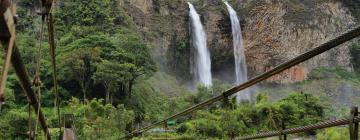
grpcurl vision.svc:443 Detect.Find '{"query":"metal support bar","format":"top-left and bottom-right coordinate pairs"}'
top-left (123, 26), bottom-right (360, 139)
top-left (237, 116), bottom-right (360, 140)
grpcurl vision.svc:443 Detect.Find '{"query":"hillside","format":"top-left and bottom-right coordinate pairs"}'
top-left (0, 0), bottom-right (359, 139)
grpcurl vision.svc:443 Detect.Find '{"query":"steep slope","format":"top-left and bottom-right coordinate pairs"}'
top-left (119, 0), bottom-right (357, 84)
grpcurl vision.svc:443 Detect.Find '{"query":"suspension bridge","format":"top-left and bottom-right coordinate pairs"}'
top-left (1, 0), bottom-right (360, 140)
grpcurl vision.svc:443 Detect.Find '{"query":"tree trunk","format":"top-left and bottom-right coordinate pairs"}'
top-left (120, 84), bottom-right (124, 95)
top-left (110, 92), bottom-right (113, 105)
top-left (82, 88), bottom-right (86, 104)
top-left (128, 79), bottom-right (134, 98)
top-left (105, 90), bottom-right (110, 104)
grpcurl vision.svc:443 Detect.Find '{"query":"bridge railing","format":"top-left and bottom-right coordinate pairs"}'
top-left (237, 107), bottom-right (359, 140)
top-left (124, 26), bottom-right (360, 139)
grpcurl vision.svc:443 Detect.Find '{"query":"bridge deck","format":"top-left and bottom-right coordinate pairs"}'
top-left (62, 128), bottom-right (76, 140)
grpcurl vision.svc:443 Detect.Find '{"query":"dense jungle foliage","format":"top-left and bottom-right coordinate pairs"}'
top-left (0, 0), bottom-right (360, 139)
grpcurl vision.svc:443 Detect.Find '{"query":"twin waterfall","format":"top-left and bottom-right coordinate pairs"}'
top-left (188, 2), bottom-right (249, 101)
top-left (188, 2), bottom-right (212, 87)
top-left (224, 1), bottom-right (251, 101)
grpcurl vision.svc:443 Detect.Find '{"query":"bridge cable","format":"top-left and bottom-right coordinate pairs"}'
top-left (34, 14), bottom-right (45, 138)
top-left (40, 0), bottom-right (62, 134)
top-left (46, 0), bottom-right (61, 133)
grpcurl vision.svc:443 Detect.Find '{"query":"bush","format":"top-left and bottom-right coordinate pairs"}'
top-left (0, 109), bottom-right (29, 139)
top-left (317, 127), bottom-right (349, 140)
top-left (174, 93), bottom-right (325, 139)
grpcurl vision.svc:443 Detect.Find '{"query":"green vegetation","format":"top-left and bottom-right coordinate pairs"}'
top-left (153, 0), bottom-right (161, 13)
top-left (343, 0), bottom-right (360, 21)
top-left (1, 0), bottom-right (360, 139)
top-left (350, 40), bottom-right (360, 73)
top-left (259, 67), bottom-right (360, 118)
top-left (317, 127), bottom-right (349, 140)
top-left (138, 93), bottom-right (324, 139)
top-left (1, 0), bottom-right (158, 139)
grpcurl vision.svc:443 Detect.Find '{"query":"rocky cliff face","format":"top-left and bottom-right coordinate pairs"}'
top-left (119, 0), bottom-right (357, 84)
top-left (243, 0), bottom-right (356, 83)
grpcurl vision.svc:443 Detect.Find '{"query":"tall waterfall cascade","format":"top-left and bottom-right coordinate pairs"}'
top-left (224, 1), bottom-right (250, 101)
top-left (188, 2), bottom-right (213, 87)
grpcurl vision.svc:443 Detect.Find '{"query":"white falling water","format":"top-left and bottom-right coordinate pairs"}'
top-left (188, 2), bottom-right (212, 87)
top-left (224, 1), bottom-right (250, 101)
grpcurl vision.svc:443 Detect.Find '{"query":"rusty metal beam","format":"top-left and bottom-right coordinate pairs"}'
top-left (124, 26), bottom-right (360, 139)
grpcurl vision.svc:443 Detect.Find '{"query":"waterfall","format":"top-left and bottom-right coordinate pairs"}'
top-left (224, 1), bottom-right (250, 101)
top-left (188, 2), bottom-right (212, 87)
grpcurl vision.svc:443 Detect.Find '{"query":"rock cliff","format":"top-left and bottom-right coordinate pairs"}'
top-left (119, 0), bottom-right (357, 84)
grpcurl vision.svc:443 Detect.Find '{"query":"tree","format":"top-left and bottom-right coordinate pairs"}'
top-left (59, 47), bottom-right (101, 102)
top-left (54, 0), bottom-right (127, 35)
top-left (59, 33), bottom-right (116, 101)
top-left (219, 110), bottom-right (245, 139)
top-left (98, 104), bottom-right (134, 139)
top-left (93, 60), bottom-right (132, 104)
top-left (107, 31), bottom-right (157, 97)
top-left (67, 98), bottom-right (134, 139)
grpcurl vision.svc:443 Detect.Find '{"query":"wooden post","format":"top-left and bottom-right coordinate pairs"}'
top-left (223, 95), bottom-right (230, 109)
top-left (164, 122), bottom-right (167, 130)
top-left (350, 107), bottom-right (359, 140)
top-left (282, 121), bottom-right (287, 140)
top-left (278, 121), bottom-right (286, 140)
top-left (164, 123), bottom-right (168, 140)
top-left (350, 107), bottom-right (358, 140)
